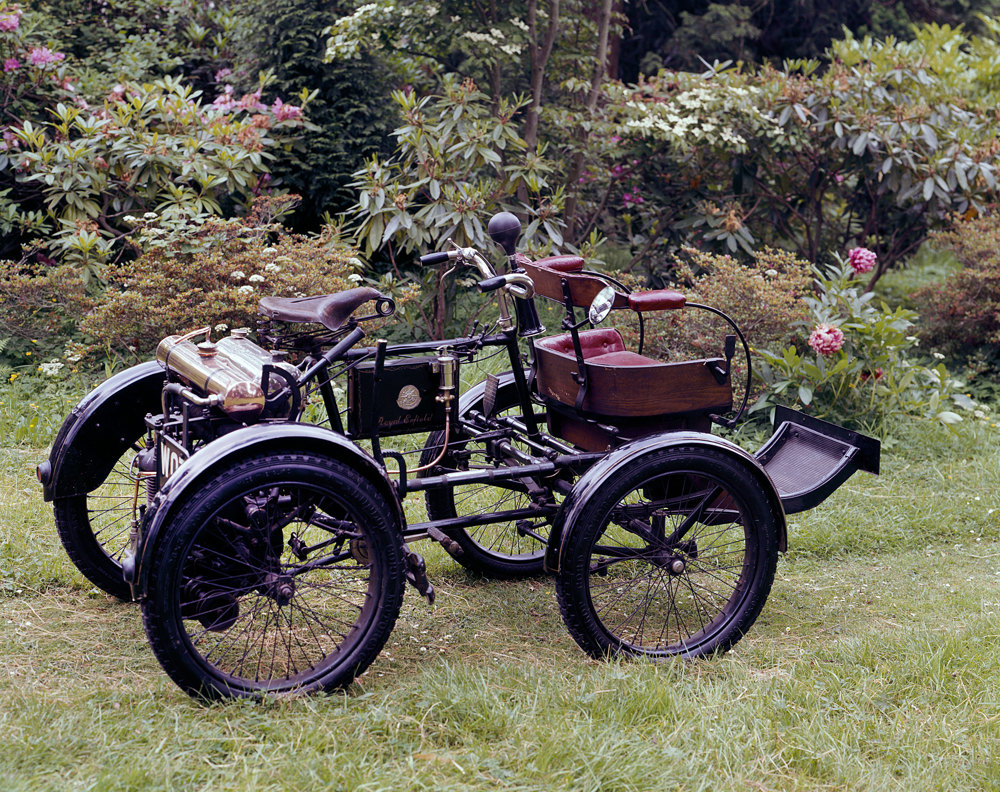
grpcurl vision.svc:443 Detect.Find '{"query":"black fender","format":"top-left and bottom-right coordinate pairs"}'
top-left (543, 431), bottom-right (788, 573)
top-left (131, 422), bottom-right (404, 598)
top-left (37, 361), bottom-right (164, 502)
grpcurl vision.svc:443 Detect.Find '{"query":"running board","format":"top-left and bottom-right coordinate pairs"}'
top-left (755, 406), bottom-right (880, 515)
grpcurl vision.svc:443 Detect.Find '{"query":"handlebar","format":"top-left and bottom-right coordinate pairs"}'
top-left (477, 275), bottom-right (507, 293)
top-left (419, 251), bottom-right (452, 266)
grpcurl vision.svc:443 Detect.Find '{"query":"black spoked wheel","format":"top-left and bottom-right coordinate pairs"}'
top-left (556, 447), bottom-right (779, 660)
top-left (141, 453), bottom-right (405, 700)
top-left (421, 397), bottom-right (557, 578)
top-left (53, 433), bottom-right (145, 600)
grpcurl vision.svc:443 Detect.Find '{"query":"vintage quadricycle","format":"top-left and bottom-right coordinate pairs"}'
top-left (38, 212), bottom-right (879, 700)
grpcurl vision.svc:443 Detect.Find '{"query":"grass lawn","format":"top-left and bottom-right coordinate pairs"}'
top-left (1, 418), bottom-right (999, 792)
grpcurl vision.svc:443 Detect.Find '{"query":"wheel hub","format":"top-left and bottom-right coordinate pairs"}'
top-left (264, 572), bottom-right (295, 606)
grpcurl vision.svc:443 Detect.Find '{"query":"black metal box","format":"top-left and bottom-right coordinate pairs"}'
top-left (347, 356), bottom-right (458, 437)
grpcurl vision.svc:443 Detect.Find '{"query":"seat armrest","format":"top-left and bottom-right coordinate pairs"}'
top-left (627, 290), bottom-right (686, 312)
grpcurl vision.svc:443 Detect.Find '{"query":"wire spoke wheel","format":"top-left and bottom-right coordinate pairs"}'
top-left (556, 447), bottom-right (779, 659)
top-left (421, 397), bottom-right (558, 578)
top-left (54, 438), bottom-right (145, 600)
top-left (142, 453), bottom-right (404, 699)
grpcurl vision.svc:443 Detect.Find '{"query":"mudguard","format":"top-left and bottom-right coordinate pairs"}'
top-left (37, 361), bottom-right (165, 502)
top-left (543, 431), bottom-right (788, 573)
top-left (130, 422), bottom-right (404, 598)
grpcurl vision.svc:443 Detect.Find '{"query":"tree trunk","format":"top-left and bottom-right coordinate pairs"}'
top-left (524, 0), bottom-right (561, 153)
top-left (562, 0), bottom-right (614, 244)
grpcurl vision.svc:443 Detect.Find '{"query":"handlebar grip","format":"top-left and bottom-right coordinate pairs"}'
top-left (477, 275), bottom-right (508, 293)
top-left (420, 251), bottom-right (451, 266)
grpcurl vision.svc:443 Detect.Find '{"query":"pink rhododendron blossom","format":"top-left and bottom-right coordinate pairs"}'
top-left (27, 47), bottom-right (65, 68)
top-left (237, 91), bottom-right (266, 112)
top-left (212, 85), bottom-right (236, 112)
top-left (623, 191), bottom-right (644, 207)
top-left (3, 57), bottom-right (18, 72)
top-left (0, 11), bottom-right (20, 32)
top-left (271, 97), bottom-right (302, 121)
top-left (214, 67), bottom-right (232, 81)
top-left (808, 323), bottom-right (845, 356)
top-left (848, 246), bottom-right (877, 274)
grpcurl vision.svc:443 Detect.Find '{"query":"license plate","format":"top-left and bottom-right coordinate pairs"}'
top-left (158, 433), bottom-right (189, 483)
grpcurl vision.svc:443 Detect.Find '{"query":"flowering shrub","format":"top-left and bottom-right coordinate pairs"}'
top-left (81, 197), bottom-right (417, 360)
top-left (347, 75), bottom-right (562, 339)
top-left (754, 252), bottom-right (977, 433)
top-left (2, 74), bottom-right (311, 277)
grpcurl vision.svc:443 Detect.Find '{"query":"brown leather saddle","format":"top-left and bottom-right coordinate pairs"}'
top-left (257, 287), bottom-right (382, 333)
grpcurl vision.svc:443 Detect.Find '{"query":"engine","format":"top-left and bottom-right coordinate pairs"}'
top-left (156, 328), bottom-right (301, 421)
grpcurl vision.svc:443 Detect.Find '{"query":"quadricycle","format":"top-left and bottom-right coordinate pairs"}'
top-left (37, 212), bottom-right (880, 700)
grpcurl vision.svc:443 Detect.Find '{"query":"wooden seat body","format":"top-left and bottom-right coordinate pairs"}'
top-left (522, 255), bottom-right (733, 451)
top-left (534, 328), bottom-right (732, 419)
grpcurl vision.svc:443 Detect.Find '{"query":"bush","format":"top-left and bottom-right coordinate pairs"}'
top-left (240, 0), bottom-right (398, 226)
top-left (2, 74), bottom-right (310, 276)
top-left (81, 197), bottom-right (416, 360)
top-left (0, 260), bottom-right (91, 365)
top-left (574, 22), bottom-right (1000, 284)
top-left (916, 213), bottom-right (1000, 352)
top-left (753, 251), bottom-right (980, 434)
top-left (643, 246), bottom-right (812, 358)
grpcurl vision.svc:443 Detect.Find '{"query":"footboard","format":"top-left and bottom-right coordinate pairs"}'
top-left (755, 406), bottom-right (880, 514)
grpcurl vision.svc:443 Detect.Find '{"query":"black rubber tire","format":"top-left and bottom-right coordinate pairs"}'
top-left (141, 452), bottom-right (405, 700)
top-left (420, 394), bottom-right (554, 578)
top-left (53, 435), bottom-right (144, 601)
top-left (556, 447), bottom-right (779, 660)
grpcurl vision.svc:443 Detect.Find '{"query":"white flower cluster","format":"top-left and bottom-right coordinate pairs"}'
top-left (623, 84), bottom-right (772, 153)
top-left (463, 28), bottom-right (505, 46)
top-left (38, 360), bottom-right (64, 376)
top-left (323, 2), bottom-right (396, 60)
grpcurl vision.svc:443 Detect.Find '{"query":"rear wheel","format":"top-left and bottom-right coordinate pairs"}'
top-left (421, 384), bottom-right (557, 578)
top-left (53, 432), bottom-right (145, 601)
top-left (141, 453), bottom-right (405, 699)
top-left (556, 447), bottom-right (779, 659)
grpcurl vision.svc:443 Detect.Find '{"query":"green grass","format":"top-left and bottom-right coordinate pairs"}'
top-left (2, 416), bottom-right (1000, 791)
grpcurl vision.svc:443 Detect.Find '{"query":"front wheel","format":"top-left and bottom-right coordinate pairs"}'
top-left (556, 447), bottom-right (779, 660)
top-left (141, 452), bottom-right (405, 699)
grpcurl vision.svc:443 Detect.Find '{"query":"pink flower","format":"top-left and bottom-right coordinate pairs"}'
top-left (808, 323), bottom-right (845, 356)
top-left (623, 191), bottom-right (644, 207)
top-left (0, 11), bottom-right (20, 32)
top-left (848, 247), bottom-right (876, 275)
top-left (212, 84), bottom-right (236, 112)
top-left (214, 67), bottom-right (232, 81)
top-left (271, 97), bottom-right (302, 121)
top-left (3, 57), bottom-right (18, 72)
top-left (27, 47), bottom-right (65, 68)
top-left (237, 90), bottom-right (266, 112)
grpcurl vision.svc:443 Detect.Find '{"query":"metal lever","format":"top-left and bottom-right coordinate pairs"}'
top-left (709, 334), bottom-right (738, 385)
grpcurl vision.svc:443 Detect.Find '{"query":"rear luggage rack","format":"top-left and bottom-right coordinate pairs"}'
top-left (755, 406), bottom-right (880, 515)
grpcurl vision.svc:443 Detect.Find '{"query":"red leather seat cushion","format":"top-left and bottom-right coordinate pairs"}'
top-left (587, 350), bottom-right (660, 367)
top-left (535, 329), bottom-right (659, 366)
